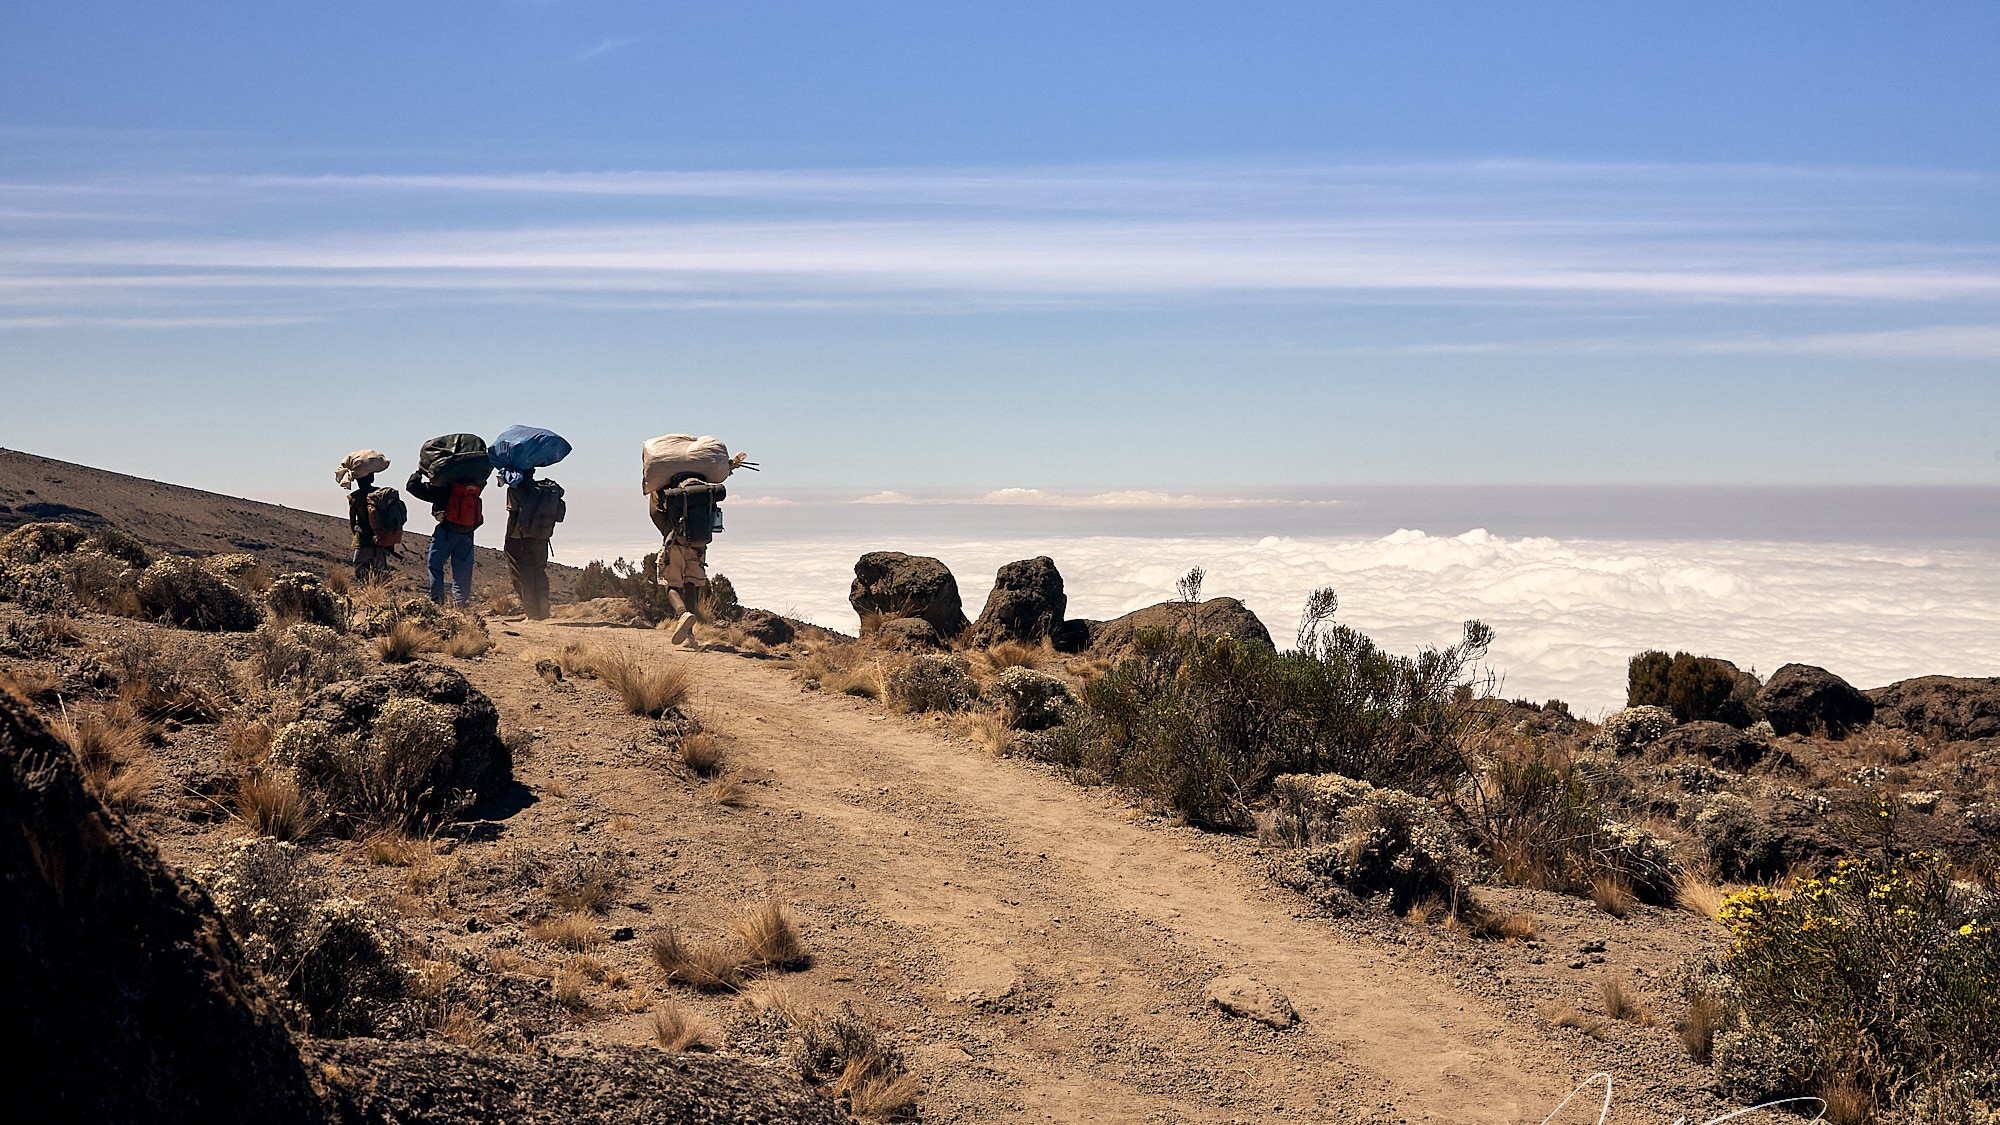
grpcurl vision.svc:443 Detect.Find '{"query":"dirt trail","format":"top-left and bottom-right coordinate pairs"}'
top-left (504, 621), bottom-right (1578, 1124)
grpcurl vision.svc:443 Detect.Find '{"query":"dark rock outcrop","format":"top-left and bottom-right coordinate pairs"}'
top-left (967, 556), bottom-right (1067, 647)
top-left (1090, 597), bottom-right (1273, 655)
top-left (1755, 663), bottom-right (1874, 738)
top-left (735, 608), bottom-right (796, 647)
top-left (0, 686), bottom-right (328, 1123)
top-left (850, 552), bottom-right (968, 640)
top-left (311, 1039), bottom-right (851, 1125)
top-left (296, 662), bottom-right (511, 813)
top-left (873, 617), bottom-right (945, 652)
top-left (1650, 720), bottom-right (1776, 770)
top-left (1868, 675), bottom-right (2000, 742)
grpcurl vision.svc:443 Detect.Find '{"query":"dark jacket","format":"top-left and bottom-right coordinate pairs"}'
top-left (406, 472), bottom-right (483, 533)
top-left (348, 475), bottom-right (376, 549)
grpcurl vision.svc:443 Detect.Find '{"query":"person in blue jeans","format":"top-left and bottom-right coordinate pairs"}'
top-left (405, 469), bottom-right (483, 606)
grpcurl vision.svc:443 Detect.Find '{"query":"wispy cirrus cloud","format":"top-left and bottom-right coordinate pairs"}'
top-left (1310, 323), bottom-right (2000, 359)
top-left (1, 159), bottom-right (1994, 321)
top-left (567, 34), bottom-right (644, 63)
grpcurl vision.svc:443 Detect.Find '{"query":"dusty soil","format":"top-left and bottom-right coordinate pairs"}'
top-left (264, 616), bottom-right (1728, 1125)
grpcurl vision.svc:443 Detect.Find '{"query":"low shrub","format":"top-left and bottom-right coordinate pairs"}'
top-left (1693, 792), bottom-right (1784, 880)
top-left (248, 621), bottom-right (364, 695)
top-left (1588, 705), bottom-right (1676, 754)
top-left (1708, 853), bottom-right (2000, 1114)
top-left (1628, 650), bottom-right (1761, 727)
top-left (197, 838), bottom-right (409, 1036)
top-left (989, 666), bottom-right (1070, 730)
top-left (786, 1001), bottom-right (920, 1121)
top-left (1464, 744), bottom-right (1679, 904)
top-left (543, 848), bottom-right (626, 915)
top-left (1057, 588), bottom-right (1492, 826)
top-left (202, 552), bottom-right (272, 593)
top-left (0, 520), bottom-right (90, 563)
top-left (1274, 778), bottom-right (1476, 913)
top-left (265, 571), bottom-right (344, 629)
top-left (885, 654), bottom-right (976, 713)
top-left (136, 555), bottom-right (262, 631)
top-left (269, 698), bottom-right (464, 833)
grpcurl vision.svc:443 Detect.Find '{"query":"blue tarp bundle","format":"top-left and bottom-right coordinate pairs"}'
top-left (489, 425), bottom-right (573, 473)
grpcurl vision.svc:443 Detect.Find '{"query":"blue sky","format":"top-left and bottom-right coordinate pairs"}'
top-left (2, 1), bottom-right (1997, 501)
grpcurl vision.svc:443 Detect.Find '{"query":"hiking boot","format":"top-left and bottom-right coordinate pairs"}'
top-left (669, 612), bottom-right (696, 644)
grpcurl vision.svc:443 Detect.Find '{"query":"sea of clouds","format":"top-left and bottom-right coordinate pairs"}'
top-left (556, 516), bottom-right (2000, 717)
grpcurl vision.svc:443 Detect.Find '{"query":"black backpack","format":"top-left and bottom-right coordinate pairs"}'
top-left (650, 479), bottom-right (725, 544)
top-left (510, 479), bottom-right (567, 540)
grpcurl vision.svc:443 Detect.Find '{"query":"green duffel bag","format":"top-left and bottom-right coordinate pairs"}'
top-left (419, 433), bottom-right (492, 485)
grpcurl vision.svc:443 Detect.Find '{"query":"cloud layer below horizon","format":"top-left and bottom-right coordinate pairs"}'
top-left (557, 526), bottom-right (2000, 716)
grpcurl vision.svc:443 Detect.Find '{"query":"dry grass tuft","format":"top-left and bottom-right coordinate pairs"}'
top-left (445, 627), bottom-right (493, 659)
top-left (224, 719), bottom-right (276, 768)
top-left (364, 829), bottom-right (426, 866)
top-left (560, 953), bottom-right (608, 983)
top-left (556, 640), bottom-right (599, 679)
top-left (375, 620), bottom-right (435, 663)
top-left (233, 772), bottom-right (321, 840)
top-left (793, 644), bottom-right (883, 699)
top-left (1678, 992), bottom-right (1725, 1063)
top-left (1675, 871), bottom-right (1726, 921)
top-left (551, 968), bottom-right (593, 1013)
top-left (321, 568), bottom-right (351, 596)
top-left (733, 900), bottom-right (810, 970)
top-left (968, 640), bottom-right (1045, 676)
top-left (527, 913), bottom-right (604, 952)
top-left (650, 1000), bottom-right (709, 1052)
top-left (648, 929), bottom-right (748, 992)
top-left (679, 731), bottom-right (724, 777)
top-left (1542, 1003), bottom-right (1607, 1038)
top-left (1489, 912), bottom-right (1541, 942)
top-left (0, 666), bottom-right (61, 701)
top-left (55, 707), bottom-right (157, 811)
top-left (486, 949), bottom-right (529, 974)
top-left (839, 1060), bottom-right (923, 1121)
top-left (1817, 1076), bottom-right (1872, 1125)
top-left (706, 775), bottom-right (749, 808)
top-left (1590, 873), bottom-right (1634, 918)
top-left (594, 646), bottom-right (694, 717)
top-left (950, 711), bottom-right (1015, 757)
top-left (1599, 976), bottom-right (1653, 1024)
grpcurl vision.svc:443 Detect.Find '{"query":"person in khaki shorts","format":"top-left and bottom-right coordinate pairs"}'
top-left (648, 472), bottom-right (725, 644)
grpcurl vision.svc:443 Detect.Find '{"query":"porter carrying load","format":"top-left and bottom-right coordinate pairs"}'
top-left (641, 433), bottom-right (755, 494)
top-left (335, 449), bottom-right (391, 488)
top-left (418, 433), bottom-right (493, 486)
top-left (489, 425), bottom-right (573, 476)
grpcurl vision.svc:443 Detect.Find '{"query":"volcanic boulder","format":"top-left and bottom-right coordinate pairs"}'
top-left (967, 556), bottom-right (1067, 647)
top-left (873, 617), bottom-right (945, 652)
top-left (1756, 663), bottom-right (1874, 738)
top-left (1089, 597), bottom-right (1273, 655)
top-left (1867, 675), bottom-right (2000, 742)
top-left (850, 551), bottom-right (969, 640)
top-left (0, 686), bottom-right (327, 1123)
top-left (734, 608), bottom-right (797, 647)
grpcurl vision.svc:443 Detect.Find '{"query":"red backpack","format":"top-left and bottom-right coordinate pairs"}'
top-left (444, 482), bottom-right (482, 528)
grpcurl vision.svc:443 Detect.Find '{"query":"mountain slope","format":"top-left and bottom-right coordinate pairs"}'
top-left (0, 447), bottom-right (573, 597)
